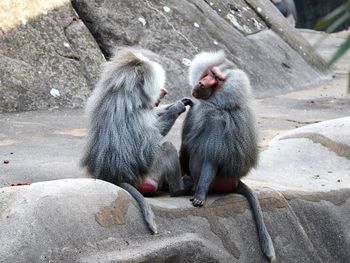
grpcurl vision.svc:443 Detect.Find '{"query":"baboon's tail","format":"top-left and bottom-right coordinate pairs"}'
top-left (120, 183), bottom-right (158, 234)
top-left (236, 181), bottom-right (276, 261)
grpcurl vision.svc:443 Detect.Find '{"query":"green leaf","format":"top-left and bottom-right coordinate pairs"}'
top-left (326, 12), bottom-right (350, 33)
top-left (315, 4), bottom-right (347, 30)
top-left (328, 35), bottom-right (350, 65)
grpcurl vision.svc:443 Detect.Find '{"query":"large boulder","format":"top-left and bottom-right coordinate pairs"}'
top-left (72, 0), bottom-right (330, 101)
top-left (1, 178), bottom-right (349, 262)
top-left (0, 0), bottom-right (105, 112)
top-left (248, 117), bottom-right (350, 192)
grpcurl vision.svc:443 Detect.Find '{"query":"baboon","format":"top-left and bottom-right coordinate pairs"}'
top-left (82, 48), bottom-right (192, 234)
top-left (180, 50), bottom-right (275, 260)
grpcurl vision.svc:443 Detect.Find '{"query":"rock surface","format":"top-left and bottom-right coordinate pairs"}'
top-left (0, 0), bottom-right (331, 112)
top-left (0, 0), bottom-right (105, 112)
top-left (72, 0), bottom-right (329, 101)
top-left (0, 2), bottom-right (349, 262)
top-left (0, 110), bottom-right (87, 187)
top-left (1, 114), bottom-right (349, 262)
top-left (1, 179), bottom-right (349, 262)
top-left (248, 117), bottom-right (350, 192)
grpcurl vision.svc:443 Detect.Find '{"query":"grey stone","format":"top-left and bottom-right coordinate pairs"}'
top-left (1, 179), bottom-right (349, 262)
top-left (0, 21), bottom-right (349, 262)
top-left (1, 99), bottom-right (349, 189)
top-left (286, 191), bottom-right (350, 262)
top-left (72, 0), bottom-right (330, 101)
top-left (0, 109), bottom-right (88, 187)
top-left (0, 0), bottom-right (332, 112)
top-left (248, 117), bottom-right (350, 192)
top-left (0, 0), bottom-right (105, 112)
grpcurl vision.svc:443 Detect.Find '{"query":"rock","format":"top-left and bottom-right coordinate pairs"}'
top-left (0, 109), bottom-right (88, 188)
top-left (72, 0), bottom-right (329, 101)
top-left (285, 190), bottom-right (350, 262)
top-left (0, 179), bottom-right (148, 262)
top-left (1, 178), bottom-right (349, 262)
top-left (0, 0), bottom-right (105, 112)
top-left (248, 117), bottom-right (350, 192)
top-left (0, 0), bottom-right (332, 111)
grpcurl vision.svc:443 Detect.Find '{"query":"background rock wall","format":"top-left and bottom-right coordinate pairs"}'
top-left (0, 0), bottom-right (105, 112)
top-left (1, 179), bottom-right (349, 262)
top-left (0, 0), bottom-right (329, 112)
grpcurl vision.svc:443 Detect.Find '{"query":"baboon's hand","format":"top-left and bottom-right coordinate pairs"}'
top-left (181, 97), bottom-right (194, 107)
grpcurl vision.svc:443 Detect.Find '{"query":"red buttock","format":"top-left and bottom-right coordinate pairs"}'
top-left (136, 178), bottom-right (158, 194)
top-left (210, 179), bottom-right (237, 193)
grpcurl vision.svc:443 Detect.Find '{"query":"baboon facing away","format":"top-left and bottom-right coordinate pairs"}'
top-left (180, 51), bottom-right (276, 261)
top-left (81, 48), bottom-right (192, 234)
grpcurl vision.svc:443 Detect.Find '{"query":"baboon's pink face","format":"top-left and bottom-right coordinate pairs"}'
top-left (192, 67), bottom-right (225, 100)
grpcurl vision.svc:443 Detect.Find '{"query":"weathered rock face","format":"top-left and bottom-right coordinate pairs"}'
top-left (0, 0), bottom-right (331, 112)
top-left (248, 117), bottom-right (350, 192)
top-left (72, 0), bottom-right (329, 101)
top-left (295, 0), bottom-right (350, 31)
top-left (0, 0), bottom-right (105, 112)
top-left (1, 179), bottom-right (349, 262)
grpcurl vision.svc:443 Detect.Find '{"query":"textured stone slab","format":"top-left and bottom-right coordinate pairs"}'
top-left (1, 179), bottom-right (349, 262)
top-left (249, 117), bottom-right (350, 192)
top-left (0, 0), bottom-right (105, 112)
top-left (72, 0), bottom-right (329, 101)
